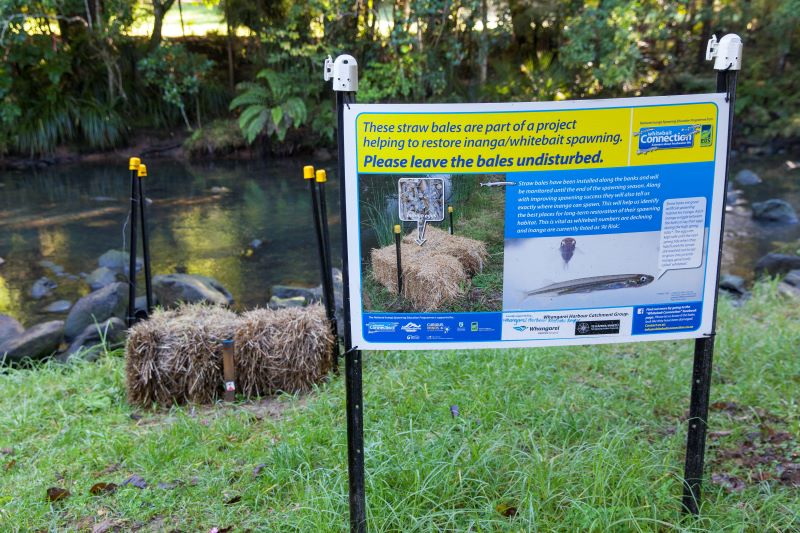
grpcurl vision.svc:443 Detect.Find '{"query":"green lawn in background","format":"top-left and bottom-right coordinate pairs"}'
top-left (131, 1), bottom-right (226, 38)
top-left (0, 283), bottom-right (798, 531)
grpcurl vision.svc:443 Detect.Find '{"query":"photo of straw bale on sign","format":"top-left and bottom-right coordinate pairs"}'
top-left (360, 173), bottom-right (507, 313)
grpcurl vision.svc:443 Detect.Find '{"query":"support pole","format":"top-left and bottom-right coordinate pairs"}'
top-left (316, 169), bottom-right (341, 372)
top-left (682, 33), bottom-right (741, 516)
top-left (326, 52), bottom-right (366, 533)
top-left (137, 164), bottom-right (154, 316)
top-left (448, 205), bottom-right (454, 235)
top-left (394, 225), bottom-right (403, 295)
top-left (126, 157), bottom-right (141, 327)
top-left (222, 338), bottom-right (236, 402)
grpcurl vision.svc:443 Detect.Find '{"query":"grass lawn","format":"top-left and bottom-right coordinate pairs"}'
top-left (0, 283), bottom-right (798, 531)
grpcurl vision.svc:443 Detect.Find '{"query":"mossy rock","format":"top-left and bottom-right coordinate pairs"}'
top-left (183, 119), bottom-right (246, 157)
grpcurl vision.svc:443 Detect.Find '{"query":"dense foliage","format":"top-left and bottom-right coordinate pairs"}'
top-left (0, 0), bottom-right (797, 156)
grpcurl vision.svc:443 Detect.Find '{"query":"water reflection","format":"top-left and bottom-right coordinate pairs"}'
top-left (0, 159), bottom-right (339, 326)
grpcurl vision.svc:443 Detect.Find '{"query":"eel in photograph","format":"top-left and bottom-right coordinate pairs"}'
top-left (526, 274), bottom-right (655, 296)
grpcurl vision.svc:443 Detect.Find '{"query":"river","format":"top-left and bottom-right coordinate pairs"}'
top-left (0, 155), bottom-right (797, 326)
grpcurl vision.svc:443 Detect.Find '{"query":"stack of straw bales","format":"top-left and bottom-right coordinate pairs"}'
top-left (371, 226), bottom-right (488, 311)
top-left (126, 303), bottom-right (333, 406)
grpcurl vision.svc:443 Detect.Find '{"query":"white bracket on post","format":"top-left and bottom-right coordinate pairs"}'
top-left (324, 54), bottom-right (358, 92)
top-left (706, 34), bottom-right (742, 71)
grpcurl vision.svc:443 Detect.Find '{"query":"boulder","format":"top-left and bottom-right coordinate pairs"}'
top-left (85, 267), bottom-right (117, 290)
top-left (719, 274), bottom-right (747, 296)
top-left (783, 269), bottom-right (800, 288)
top-left (313, 147), bottom-right (333, 161)
top-left (0, 257), bottom-right (4, 267)
top-left (271, 285), bottom-right (322, 303)
top-left (153, 274), bottom-right (233, 307)
top-left (43, 300), bottom-right (72, 313)
top-left (98, 249), bottom-right (142, 275)
top-left (57, 317), bottom-right (126, 363)
top-left (754, 253), bottom-right (800, 278)
top-left (777, 282), bottom-right (800, 300)
top-left (734, 169), bottom-right (762, 186)
top-left (249, 239), bottom-right (264, 250)
top-left (38, 260), bottom-right (65, 276)
top-left (134, 295), bottom-right (157, 315)
top-left (64, 282), bottom-right (128, 340)
top-left (268, 295), bottom-right (307, 309)
top-left (0, 320), bottom-right (64, 362)
top-left (30, 277), bottom-right (57, 299)
top-left (0, 315), bottom-right (24, 345)
top-left (751, 199), bottom-right (798, 224)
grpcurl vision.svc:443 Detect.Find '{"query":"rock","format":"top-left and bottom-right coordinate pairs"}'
top-left (64, 282), bottom-right (128, 340)
top-left (734, 169), bottom-right (762, 186)
top-left (153, 274), bottom-right (233, 307)
top-left (209, 186), bottom-right (230, 194)
top-left (0, 315), bottom-right (24, 345)
top-left (98, 250), bottom-right (142, 275)
top-left (271, 285), bottom-right (322, 303)
top-left (249, 239), bottom-right (264, 250)
top-left (269, 295), bottom-right (307, 309)
top-left (754, 253), bottom-right (800, 278)
top-left (38, 260), bottom-right (64, 276)
top-left (751, 199), bottom-right (798, 224)
top-left (0, 257), bottom-right (4, 267)
top-left (134, 295), bottom-right (156, 314)
top-left (30, 277), bottom-right (57, 299)
top-left (313, 148), bottom-right (333, 161)
top-left (85, 267), bottom-right (117, 290)
top-left (783, 269), bottom-right (800, 288)
top-left (43, 300), bottom-right (72, 313)
top-left (0, 321), bottom-right (64, 362)
top-left (57, 318), bottom-right (126, 363)
top-left (777, 282), bottom-right (800, 300)
top-left (719, 274), bottom-right (747, 296)
top-left (91, 196), bottom-right (116, 202)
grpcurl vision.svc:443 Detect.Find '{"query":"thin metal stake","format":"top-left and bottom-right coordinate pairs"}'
top-left (394, 225), bottom-right (403, 295)
top-left (126, 157), bottom-right (140, 327)
top-left (317, 169), bottom-right (341, 372)
top-left (137, 165), bottom-right (153, 315)
top-left (448, 205), bottom-right (454, 235)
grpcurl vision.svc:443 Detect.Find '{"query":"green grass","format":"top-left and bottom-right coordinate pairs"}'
top-left (1, 283), bottom-right (799, 531)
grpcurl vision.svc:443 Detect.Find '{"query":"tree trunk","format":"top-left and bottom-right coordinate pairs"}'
top-left (148, 0), bottom-right (176, 52)
top-left (696, 0), bottom-right (712, 70)
top-left (478, 0), bottom-right (488, 87)
top-left (225, 1), bottom-right (235, 90)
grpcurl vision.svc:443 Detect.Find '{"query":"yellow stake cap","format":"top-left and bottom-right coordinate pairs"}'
top-left (129, 157), bottom-right (141, 170)
top-left (394, 224), bottom-right (401, 234)
top-left (448, 206), bottom-right (454, 213)
top-left (137, 164), bottom-right (148, 178)
top-left (303, 165), bottom-right (315, 180)
top-left (315, 169), bottom-right (327, 183)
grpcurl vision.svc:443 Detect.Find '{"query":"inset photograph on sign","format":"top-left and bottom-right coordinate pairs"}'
top-left (359, 173), bottom-right (508, 313)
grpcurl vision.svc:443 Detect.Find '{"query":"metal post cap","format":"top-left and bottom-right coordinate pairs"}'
top-left (137, 164), bottom-right (148, 177)
top-left (315, 169), bottom-right (327, 183)
top-left (448, 206), bottom-right (454, 213)
top-left (129, 157), bottom-right (141, 170)
top-left (303, 165), bottom-right (315, 179)
top-left (394, 224), bottom-right (401, 234)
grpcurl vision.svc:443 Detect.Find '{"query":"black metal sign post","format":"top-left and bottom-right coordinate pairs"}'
top-left (126, 157), bottom-right (141, 327)
top-left (326, 54), bottom-right (366, 533)
top-left (682, 34), bottom-right (741, 515)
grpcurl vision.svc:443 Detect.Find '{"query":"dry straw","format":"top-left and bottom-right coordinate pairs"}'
top-left (126, 304), bottom-right (238, 405)
top-left (126, 303), bottom-right (334, 406)
top-left (371, 226), bottom-right (488, 311)
top-left (235, 305), bottom-right (334, 396)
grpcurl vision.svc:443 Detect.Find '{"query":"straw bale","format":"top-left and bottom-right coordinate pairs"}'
top-left (126, 304), bottom-right (239, 406)
top-left (234, 305), bottom-right (334, 396)
top-left (402, 226), bottom-right (488, 274)
top-left (371, 244), bottom-right (467, 311)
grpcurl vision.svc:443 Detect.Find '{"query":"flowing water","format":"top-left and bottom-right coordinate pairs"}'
top-left (0, 158), bottom-right (340, 326)
top-left (0, 155), bottom-right (797, 327)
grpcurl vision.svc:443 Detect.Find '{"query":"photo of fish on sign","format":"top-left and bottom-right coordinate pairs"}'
top-left (502, 229), bottom-right (708, 312)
